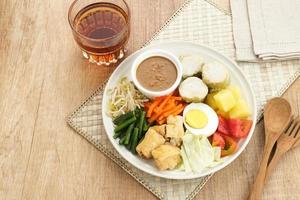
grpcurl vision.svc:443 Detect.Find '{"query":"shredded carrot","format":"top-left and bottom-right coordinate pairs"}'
top-left (153, 107), bottom-right (159, 113)
top-left (163, 102), bottom-right (176, 111)
top-left (147, 97), bottom-right (163, 117)
top-left (157, 115), bottom-right (164, 121)
top-left (170, 96), bottom-right (182, 101)
top-left (149, 112), bottom-right (160, 123)
top-left (157, 103), bottom-right (176, 120)
top-left (144, 102), bottom-right (151, 109)
top-left (162, 104), bottom-right (183, 117)
top-left (157, 118), bottom-right (166, 125)
top-left (154, 101), bottom-right (173, 113)
top-left (155, 92), bottom-right (174, 113)
top-left (168, 98), bottom-right (175, 105)
top-left (145, 92), bottom-right (185, 125)
top-left (168, 105), bottom-right (185, 117)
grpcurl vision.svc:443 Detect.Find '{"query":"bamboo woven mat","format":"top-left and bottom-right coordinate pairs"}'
top-left (67, 0), bottom-right (300, 199)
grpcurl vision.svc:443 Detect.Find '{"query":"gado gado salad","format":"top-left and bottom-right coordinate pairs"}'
top-left (106, 50), bottom-right (253, 173)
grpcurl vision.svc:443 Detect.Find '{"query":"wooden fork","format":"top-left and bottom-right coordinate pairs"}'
top-left (266, 116), bottom-right (300, 178)
top-left (293, 135), bottom-right (300, 148)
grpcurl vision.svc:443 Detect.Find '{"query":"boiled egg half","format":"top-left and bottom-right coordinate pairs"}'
top-left (183, 103), bottom-right (218, 136)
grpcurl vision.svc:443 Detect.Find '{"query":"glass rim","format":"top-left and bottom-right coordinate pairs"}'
top-left (68, 0), bottom-right (131, 42)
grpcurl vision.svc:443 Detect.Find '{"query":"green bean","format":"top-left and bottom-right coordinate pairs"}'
top-left (135, 107), bottom-right (141, 117)
top-left (125, 140), bottom-right (132, 150)
top-left (124, 124), bottom-right (134, 145)
top-left (134, 109), bottom-right (141, 125)
top-left (143, 120), bottom-right (149, 132)
top-left (138, 111), bottom-right (146, 138)
top-left (119, 134), bottom-right (127, 145)
top-left (113, 111), bottom-right (134, 125)
top-left (114, 116), bottom-right (136, 132)
top-left (113, 131), bottom-right (122, 139)
top-left (130, 128), bottom-right (139, 154)
top-left (127, 117), bottom-right (140, 148)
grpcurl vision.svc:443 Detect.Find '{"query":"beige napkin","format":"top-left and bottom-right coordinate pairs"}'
top-left (231, 0), bottom-right (300, 62)
top-left (230, 0), bottom-right (257, 62)
top-left (248, 0), bottom-right (300, 60)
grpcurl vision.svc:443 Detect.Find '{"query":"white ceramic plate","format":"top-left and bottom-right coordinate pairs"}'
top-left (102, 41), bottom-right (257, 179)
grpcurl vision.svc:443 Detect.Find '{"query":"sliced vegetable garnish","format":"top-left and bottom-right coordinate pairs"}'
top-left (156, 118), bottom-right (166, 125)
top-left (147, 97), bottom-right (164, 117)
top-left (180, 132), bottom-right (222, 172)
top-left (211, 132), bottom-right (225, 149)
top-left (145, 93), bottom-right (185, 125)
top-left (241, 119), bottom-right (252, 137)
top-left (217, 115), bottom-right (230, 135)
top-left (170, 105), bottom-right (185, 117)
top-left (162, 104), bottom-right (184, 118)
top-left (221, 135), bottom-right (237, 157)
top-left (217, 116), bottom-right (253, 138)
top-left (228, 119), bottom-right (252, 138)
top-left (143, 102), bottom-right (151, 110)
top-left (156, 92), bottom-right (174, 112)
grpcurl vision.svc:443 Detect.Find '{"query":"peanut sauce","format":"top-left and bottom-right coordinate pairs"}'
top-left (136, 56), bottom-right (177, 91)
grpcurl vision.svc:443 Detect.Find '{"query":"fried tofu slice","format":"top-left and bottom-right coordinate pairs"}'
top-left (151, 125), bottom-right (166, 136)
top-left (166, 115), bottom-right (185, 146)
top-left (151, 144), bottom-right (182, 170)
top-left (136, 128), bottom-right (165, 159)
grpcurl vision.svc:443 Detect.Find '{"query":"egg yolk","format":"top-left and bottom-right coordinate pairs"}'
top-left (185, 109), bottom-right (208, 129)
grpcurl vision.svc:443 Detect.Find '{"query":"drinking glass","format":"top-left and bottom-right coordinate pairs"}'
top-left (68, 0), bottom-right (130, 65)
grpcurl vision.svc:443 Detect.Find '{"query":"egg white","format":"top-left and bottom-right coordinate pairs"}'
top-left (183, 103), bottom-right (219, 136)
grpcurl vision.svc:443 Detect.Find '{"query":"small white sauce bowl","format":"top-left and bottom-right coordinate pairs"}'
top-left (131, 49), bottom-right (183, 98)
top-left (183, 103), bottom-right (219, 137)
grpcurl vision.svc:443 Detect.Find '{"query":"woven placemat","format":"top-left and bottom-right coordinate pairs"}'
top-left (67, 0), bottom-right (300, 199)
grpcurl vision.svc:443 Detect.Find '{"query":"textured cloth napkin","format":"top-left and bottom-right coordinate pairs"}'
top-left (231, 0), bottom-right (300, 62)
top-left (231, 0), bottom-right (257, 62)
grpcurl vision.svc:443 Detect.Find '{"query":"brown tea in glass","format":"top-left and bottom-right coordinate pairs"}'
top-left (68, 0), bottom-right (130, 65)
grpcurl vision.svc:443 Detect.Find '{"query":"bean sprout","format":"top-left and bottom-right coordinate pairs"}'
top-left (107, 77), bottom-right (149, 118)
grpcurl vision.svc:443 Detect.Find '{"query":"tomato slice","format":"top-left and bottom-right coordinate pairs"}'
top-left (221, 135), bottom-right (237, 157)
top-left (227, 119), bottom-right (243, 138)
top-left (228, 119), bottom-right (253, 138)
top-left (217, 115), bottom-right (230, 135)
top-left (211, 132), bottom-right (225, 149)
top-left (242, 119), bottom-right (253, 137)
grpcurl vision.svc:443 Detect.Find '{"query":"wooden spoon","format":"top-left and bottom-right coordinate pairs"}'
top-left (248, 98), bottom-right (292, 200)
